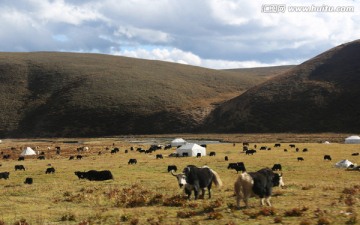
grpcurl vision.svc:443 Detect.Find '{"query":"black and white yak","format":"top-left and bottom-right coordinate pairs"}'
top-left (171, 165), bottom-right (223, 200)
top-left (234, 168), bottom-right (284, 208)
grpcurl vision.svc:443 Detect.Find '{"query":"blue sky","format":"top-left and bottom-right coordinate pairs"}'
top-left (0, 0), bottom-right (359, 69)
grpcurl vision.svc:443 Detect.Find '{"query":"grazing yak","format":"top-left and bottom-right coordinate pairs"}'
top-left (324, 155), bottom-right (332, 161)
top-left (297, 157), bottom-right (304, 161)
top-left (272, 164), bottom-right (282, 171)
top-left (172, 165), bottom-right (223, 199)
top-left (156, 154), bottom-right (163, 159)
top-left (0, 172), bottom-right (10, 179)
top-left (246, 149), bottom-right (256, 155)
top-left (228, 162), bottom-right (246, 173)
top-left (209, 152), bottom-right (216, 156)
top-left (15, 165), bottom-right (26, 171)
top-left (74, 170), bottom-right (113, 181)
top-left (24, 177), bottom-right (33, 184)
top-left (128, 159), bottom-right (137, 164)
top-left (45, 167), bottom-right (55, 174)
top-left (234, 168), bottom-right (284, 208)
top-left (167, 165), bottom-right (177, 172)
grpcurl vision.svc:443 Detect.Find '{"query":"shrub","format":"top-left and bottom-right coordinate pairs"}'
top-left (343, 187), bottom-right (357, 195)
top-left (60, 213), bottom-right (76, 221)
top-left (317, 217), bottom-right (331, 225)
top-left (284, 208), bottom-right (303, 217)
top-left (148, 194), bottom-right (163, 205)
top-left (130, 218), bottom-right (139, 225)
top-left (344, 196), bottom-right (356, 207)
top-left (299, 220), bottom-right (311, 225)
top-left (259, 207), bottom-right (276, 216)
top-left (207, 212), bottom-right (223, 220)
top-left (78, 220), bottom-right (90, 225)
top-left (274, 216), bottom-right (282, 223)
top-left (177, 211), bottom-right (196, 218)
top-left (163, 195), bottom-right (187, 207)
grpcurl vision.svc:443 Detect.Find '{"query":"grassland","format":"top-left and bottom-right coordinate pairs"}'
top-left (0, 135), bottom-right (359, 225)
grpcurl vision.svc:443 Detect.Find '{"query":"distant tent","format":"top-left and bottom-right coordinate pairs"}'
top-left (171, 138), bottom-right (187, 147)
top-left (176, 143), bottom-right (206, 157)
top-left (0, 140), bottom-right (2, 143)
top-left (335, 159), bottom-right (353, 168)
top-left (20, 147), bottom-right (37, 156)
top-left (323, 141), bottom-right (330, 144)
top-left (344, 135), bottom-right (360, 144)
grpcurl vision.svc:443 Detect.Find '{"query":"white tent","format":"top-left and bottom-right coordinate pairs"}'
top-left (344, 135), bottom-right (360, 144)
top-left (171, 138), bottom-right (187, 147)
top-left (323, 141), bottom-right (330, 144)
top-left (20, 147), bottom-right (37, 156)
top-left (176, 143), bottom-right (206, 157)
top-left (335, 159), bottom-right (353, 168)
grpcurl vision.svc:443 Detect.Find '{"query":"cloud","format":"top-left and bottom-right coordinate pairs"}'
top-left (0, 0), bottom-right (359, 68)
top-left (114, 47), bottom-right (300, 69)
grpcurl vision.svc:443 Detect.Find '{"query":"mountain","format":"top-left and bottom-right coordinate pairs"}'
top-left (0, 52), bottom-right (290, 137)
top-left (203, 39), bottom-right (360, 133)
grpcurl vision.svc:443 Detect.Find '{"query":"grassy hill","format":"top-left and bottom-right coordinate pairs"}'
top-left (203, 39), bottom-right (360, 133)
top-left (0, 52), bottom-right (291, 137)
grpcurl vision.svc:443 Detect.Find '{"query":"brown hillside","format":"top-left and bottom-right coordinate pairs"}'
top-left (0, 52), bottom-right (284, 137)
top-left (203, 39), bottom-right (360, 133)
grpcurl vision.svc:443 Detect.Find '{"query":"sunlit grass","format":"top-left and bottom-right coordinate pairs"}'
top-left (0, 136), bottom-right (359, 224)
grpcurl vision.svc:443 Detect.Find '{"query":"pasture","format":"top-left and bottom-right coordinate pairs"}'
top-left (0, 137), bottom-right (359, 225)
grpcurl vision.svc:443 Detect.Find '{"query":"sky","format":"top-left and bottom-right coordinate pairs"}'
top-left (0, 0), bottom-right (359, 69)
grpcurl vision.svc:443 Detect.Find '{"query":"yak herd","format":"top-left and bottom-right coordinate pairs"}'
top-left (1, 141), bottom-right (359, 210)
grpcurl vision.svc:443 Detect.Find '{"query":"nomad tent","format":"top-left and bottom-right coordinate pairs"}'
top-left (176, 143), bottom-right (206, 157)
top-left (171, 138), bottom-right (187, 147)
top-left (20, 147), bottom-right (37, 156)
top-left (335, 159), bottom-right (354, 168)
top-left (344, 135), bottom-right (360, 144)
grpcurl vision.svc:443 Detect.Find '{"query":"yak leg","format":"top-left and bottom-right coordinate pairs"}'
top-left (193, 181), bottom-right (200, 200)
top-left (260, 198), bottom-right (265, 206)
top-left (207, 187), bottom-right (211, 199)
top-left (265, 196), bottom-right (272, 206)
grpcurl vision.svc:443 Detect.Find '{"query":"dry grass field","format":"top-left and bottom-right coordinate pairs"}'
top-left (0, 135), bottom-right (359, 225)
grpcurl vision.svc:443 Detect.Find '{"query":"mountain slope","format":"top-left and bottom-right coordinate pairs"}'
top-left (203, 39), bottom-right (360, 133)
top-left (0, 52), bottom-right (285, 137)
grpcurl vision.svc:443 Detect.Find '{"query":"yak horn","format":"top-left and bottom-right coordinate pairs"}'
top-left (171, 170), bottom-right (177, 176)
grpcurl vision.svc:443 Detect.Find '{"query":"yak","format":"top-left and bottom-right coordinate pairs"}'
top-left (172, 165), bottom-right (223, 199)
top-left (234, 168), bottom-right (284, 208)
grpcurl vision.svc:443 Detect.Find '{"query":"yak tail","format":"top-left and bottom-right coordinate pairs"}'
top-left (210, 169), bottom-right (223, 188)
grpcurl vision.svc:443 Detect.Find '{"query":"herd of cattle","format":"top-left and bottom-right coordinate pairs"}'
top-left (0, 142), bottom-right (359, 209)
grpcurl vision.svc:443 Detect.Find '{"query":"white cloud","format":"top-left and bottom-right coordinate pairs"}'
top-left (114, 47), bottom-right (300, 69)
top-left (30, 0), bottom-right (106, 25)
top-left (115, 47), bottom-right (202, 66)
top-left (114, 26), bottom-right (172, 44)
top-left (0, 0), bottom-right (359, 68)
